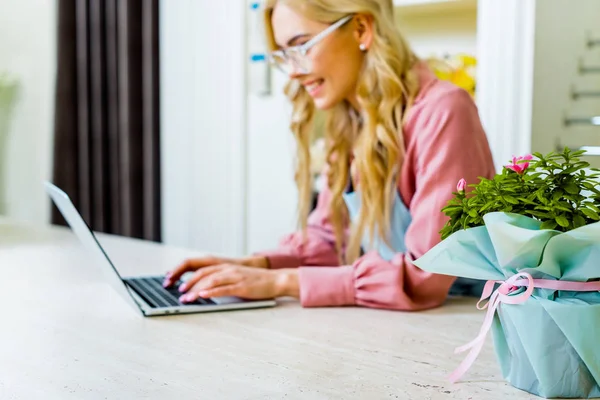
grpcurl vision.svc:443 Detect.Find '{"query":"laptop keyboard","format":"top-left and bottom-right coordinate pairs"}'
top-left (124, 276), bottom-right (215, 308)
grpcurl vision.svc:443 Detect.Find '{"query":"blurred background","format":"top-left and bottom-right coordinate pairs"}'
top-left (1, 0), bottom-right (599, 258)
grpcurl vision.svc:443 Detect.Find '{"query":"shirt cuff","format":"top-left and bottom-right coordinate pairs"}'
top-left (298, 265), bottom-right (356, 307)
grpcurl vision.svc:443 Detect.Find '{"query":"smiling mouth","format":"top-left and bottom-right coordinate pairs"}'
top-left (303, 79), bottom-right (324, 96)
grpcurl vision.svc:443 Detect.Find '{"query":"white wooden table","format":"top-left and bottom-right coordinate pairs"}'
top-left (0, 218), bottom-right (554, 399)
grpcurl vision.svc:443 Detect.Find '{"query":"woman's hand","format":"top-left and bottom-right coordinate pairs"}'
top-left (176, 265), bottom-right (299, 302)
top-left (162, 255), bottom-right (269, 287)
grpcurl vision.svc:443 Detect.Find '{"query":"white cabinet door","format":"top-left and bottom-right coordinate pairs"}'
top-left (161, 0), bottom-right (300, 257)
top-left (530, 0), bottom-right (600, 167)
top-left (160, 0), bottom-right (247, 256)
top-left (476, 0), bottom-right (600, 170)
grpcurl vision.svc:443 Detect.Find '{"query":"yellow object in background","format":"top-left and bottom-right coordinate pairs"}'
top-left (426, 54), bottom-right (477, 97)
top-left (309, 54), bottom-right (477, 180)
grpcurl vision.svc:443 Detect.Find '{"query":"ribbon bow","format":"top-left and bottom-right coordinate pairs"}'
top-left (449, 271), bottom-right (600, 384)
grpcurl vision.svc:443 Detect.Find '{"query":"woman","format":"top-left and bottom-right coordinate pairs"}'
top-left (163, 0), bottom-right (495, 310)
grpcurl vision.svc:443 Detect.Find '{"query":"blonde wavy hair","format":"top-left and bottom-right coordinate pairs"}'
top-left (264, 0), bottom-right (420, 263)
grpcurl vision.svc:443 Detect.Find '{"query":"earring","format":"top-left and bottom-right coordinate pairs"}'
top-left (359, 43), bottom-right (367, 51)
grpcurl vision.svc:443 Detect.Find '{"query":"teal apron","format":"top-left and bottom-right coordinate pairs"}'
top-left (342, 189), bottom-right (411, 261)
top-left (342, 185), bottom-right (484, 297)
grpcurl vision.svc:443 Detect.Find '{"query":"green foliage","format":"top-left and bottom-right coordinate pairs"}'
top-left (440, 148), bottom-right (600, 240)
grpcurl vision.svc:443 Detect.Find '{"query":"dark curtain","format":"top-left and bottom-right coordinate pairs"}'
top-left (51, 0), bottom-right (161, 241)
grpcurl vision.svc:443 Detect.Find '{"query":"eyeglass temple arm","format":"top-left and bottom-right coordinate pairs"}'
top-left (301, 15), bottom-right (353, 51)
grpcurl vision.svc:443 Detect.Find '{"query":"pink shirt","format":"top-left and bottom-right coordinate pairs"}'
top-left (258, 63), bottom-right (496, 311)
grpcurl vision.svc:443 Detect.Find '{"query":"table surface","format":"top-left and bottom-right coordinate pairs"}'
top-left (0, 217), bottom-right (558, 399)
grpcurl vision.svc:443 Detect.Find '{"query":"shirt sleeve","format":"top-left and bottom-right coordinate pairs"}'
top-left (297, 88), bottom-right (496, 310)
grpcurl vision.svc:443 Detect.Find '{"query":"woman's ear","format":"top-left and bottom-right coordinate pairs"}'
top-left (352, 14), bottom-right (374, 51)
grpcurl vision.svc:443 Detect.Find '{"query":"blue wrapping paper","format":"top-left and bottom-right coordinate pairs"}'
top-left (413, 212), bottom-right (600, 398)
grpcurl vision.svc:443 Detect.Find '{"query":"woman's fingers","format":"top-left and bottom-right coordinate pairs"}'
top-left (176, 265), bottom-right (222, 292)
top-left (162, 262), bottom-right (193, 287)
top-left (195, 284), bottom-right (244, 299)
top-left (179, 267), bottom-right (242, 302)
top-left (163, 256), bottom-right (227, 287)
top-left (177, 266), bottom-right (283, 302)
top-left (178, 264), bottom-right (243, 292)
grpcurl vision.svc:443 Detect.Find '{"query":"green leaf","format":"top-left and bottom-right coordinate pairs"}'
top-left (564, 194), bottom-right (584, 203)
top-left (582, 208), bottom-right (600, 220)
top-left (468, 209), bottom-right (478, 218)
top-left (467, 196), bottom-right (480, 207)
top-left (563, 166), bottom-right (580, 174)
top-left (517, 197), bottom-right (537, 205)
top-left (527, 210), bottom-right (551, 218)
top-left (442, 205), bottom-right (462, 212)
top-left (451, 218), bottom-right (462, 231)
top-left (536, 190), bottom-right (547, 204)
top-left (553, 203), bottom-right (572, 213)
top-left (479, 202), bottom-right (497, 213)
top-left (532, 152), bottom-right (545, 160)
top-left (462, 216), bottom-right (469, 230)
top-left (584, 203), bottom-right (600, 213)
top-left (583, 182), bottom-right (600, 194)
top-left (552, 190), bottom-right (564, 202)
top-left (445, 210), bottom-right (463, 218)
top-left (527, 172), bottom-right (544, 179)
top-left (564, 182), bottom-right (580, 194)
top-left (540, 220), bottom-right (558, 230)
top-left (548, 161), bottom-right (562, 168)
top-left (574, 214), bottom-right (586, 228)
top-left (555, 215), bottom-right (570, 228)
top-left (503, 195), bottom-right (520, 205)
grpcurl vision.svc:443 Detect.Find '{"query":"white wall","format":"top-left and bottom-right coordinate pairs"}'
top-left (0, 0), bottom-right (56, 224)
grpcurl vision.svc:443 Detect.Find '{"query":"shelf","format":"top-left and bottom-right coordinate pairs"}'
top-left (394, 0), bottom-right (477, 17)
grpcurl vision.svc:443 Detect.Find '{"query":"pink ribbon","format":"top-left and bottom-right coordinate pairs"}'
top-left (449, 271), bottom-right (600, 384)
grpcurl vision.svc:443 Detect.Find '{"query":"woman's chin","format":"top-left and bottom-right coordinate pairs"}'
top-left (312, 95), bottom-right (337, 110)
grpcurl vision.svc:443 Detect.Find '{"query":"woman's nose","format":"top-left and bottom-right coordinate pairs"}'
top-left (286, 59), bottom-right (306, 80)
top-left (287, 65), bottom-right (303, 79)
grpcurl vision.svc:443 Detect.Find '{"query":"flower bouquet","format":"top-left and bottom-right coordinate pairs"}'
top-left (426, 53), bottom-right (477, 97)
top-left (414, 148), bottom-right (600, 398)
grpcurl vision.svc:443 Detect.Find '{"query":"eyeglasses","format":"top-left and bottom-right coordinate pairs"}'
top-left (269, 15), bottom-right (353, 75)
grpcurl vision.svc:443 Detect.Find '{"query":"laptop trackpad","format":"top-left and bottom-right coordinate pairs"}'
top-left (211, 296), bottom-right (245, 305)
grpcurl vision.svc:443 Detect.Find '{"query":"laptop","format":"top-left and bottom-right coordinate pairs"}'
top-left (44, 181), bottom-right (277, 317)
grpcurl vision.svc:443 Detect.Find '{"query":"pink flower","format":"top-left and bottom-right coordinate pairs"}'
top-left (456, 178), bottom-right (466, 192)
top-left (506, 154), bottom-right (533, 174)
